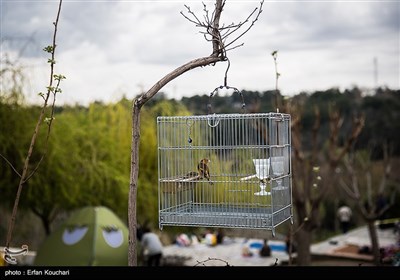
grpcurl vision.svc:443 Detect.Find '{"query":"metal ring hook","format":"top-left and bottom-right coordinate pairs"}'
top-left (207, 114), bottom-right (220, 128)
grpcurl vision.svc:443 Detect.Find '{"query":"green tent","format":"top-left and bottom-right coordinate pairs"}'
top-left (34, 206), bottom-right (128, 266)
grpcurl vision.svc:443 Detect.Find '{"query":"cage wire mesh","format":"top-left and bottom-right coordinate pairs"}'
top-left (157, 112), bottom-right (292, 235)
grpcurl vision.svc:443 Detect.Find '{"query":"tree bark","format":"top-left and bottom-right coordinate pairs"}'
top-left (296, 227), bottom-right (312, 265)
top-left (41, 217), bottom-right (51, 236)
top-left (366, 220), bottom-right (381, 266)
top-left (128, 104), bottom-right (140, 266)
top-left (31, 207), bottom-right (55, 236)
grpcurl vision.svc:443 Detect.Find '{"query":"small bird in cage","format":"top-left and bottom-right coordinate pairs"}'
top-left (197, 158), bottom-right (213, 185)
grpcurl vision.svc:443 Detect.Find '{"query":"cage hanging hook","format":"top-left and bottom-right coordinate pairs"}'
top-left (207, 58), bottom-right (246, 113)
top-left (224, 58), bottom-right (246, 112)
top-left (208, 85), bottom-right (246, 114)
top-left (224, 57), bottom-right (231, 87)
top-left (207, 58), bottom-right (232, 114)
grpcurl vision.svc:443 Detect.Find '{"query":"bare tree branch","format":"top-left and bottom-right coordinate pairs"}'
top-left (135, 57), bottom-right (222, 108)
top-left (339, 177), bottom-right (359, 201)
top-left (225, 43), bottom-right (245, 52)
top-left (181, 0), bottom-right (264, 56)
top-left (224, 2), bottom-right (263, 49)
top-left (0, 154), bottom-right (21, 178)
top-left (335, 115), bottom-right (365, 164)
top-left (181, 5), bottom-right (203, 26)
top-left (378, 142), bottom-right (391, 194)
top-left (306, 107), bottom-right (320, 201)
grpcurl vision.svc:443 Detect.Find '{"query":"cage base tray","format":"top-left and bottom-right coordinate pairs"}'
top-left (160, 203), bottom-right (291, 229)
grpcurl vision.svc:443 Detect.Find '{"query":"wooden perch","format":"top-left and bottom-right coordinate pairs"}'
top-left (171, 171), bottom-right (201, 182)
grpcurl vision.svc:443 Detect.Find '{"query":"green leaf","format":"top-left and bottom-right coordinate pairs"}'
top-left (53, 74), bottom-right (66, 81)
top-left (43, 46), bottom-right (54, 53)
top-left (44, 117), bottom-right (54, 124)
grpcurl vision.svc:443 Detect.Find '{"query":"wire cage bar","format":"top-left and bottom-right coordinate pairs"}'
top-left (157, 112), bottom-right (293, 235)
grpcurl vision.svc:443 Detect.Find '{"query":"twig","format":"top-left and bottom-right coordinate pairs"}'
top-left (182, 0), bottom-right (264, 56)
top-left (194, 257), bottom-right (231, 266)
top-left (0, 154), bottom-right (21, 178)
top-left (223, 2), bottom-right (263, 49)
top-left (271, 50), bottom-right (280, 111)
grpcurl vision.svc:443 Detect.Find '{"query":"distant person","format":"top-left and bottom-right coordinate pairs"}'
top-left (139, 227), bottom-right (163, 266)
top-left (242, 245), bottom-right (253, 257)
top-left (176, 233), bottom-right (191, 247)
top-left (259, 239), bottom-right (271, 257)
top-left (202, 229), bottom-right (217, 246)
top-left (337, 205), bottom-right (352, 234)
top-left (216, 229), bottom-right (224, 245)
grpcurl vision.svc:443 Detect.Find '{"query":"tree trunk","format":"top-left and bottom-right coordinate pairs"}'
top-left (293, 195), bottom-right (315, 266)
top-left (31, 207), bottom-right (53, 236)
top-left (41, 217), bottom-right (51, 236)
top-left (295, 227), bottom-right (312, 265)
top-left (128, 103), bottom-right (141, 266)
top-left (366, 220), bottom-right (381, 266)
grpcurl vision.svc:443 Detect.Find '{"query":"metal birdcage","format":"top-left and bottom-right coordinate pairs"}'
top-left (157, 112), bottom-right (293, 235)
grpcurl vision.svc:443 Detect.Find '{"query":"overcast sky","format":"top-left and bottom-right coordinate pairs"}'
top-left (1, 0), bottom-right (399, 106)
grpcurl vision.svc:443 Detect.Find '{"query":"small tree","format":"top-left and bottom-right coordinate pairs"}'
top-left (128, 0), bottom-right (264, 266)
top-left (340, 145), bottom-right (396, 265)
top-left (1, 0), bottom-right (64, 265)
top-left (287, 102), bottom-right (365, 265)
